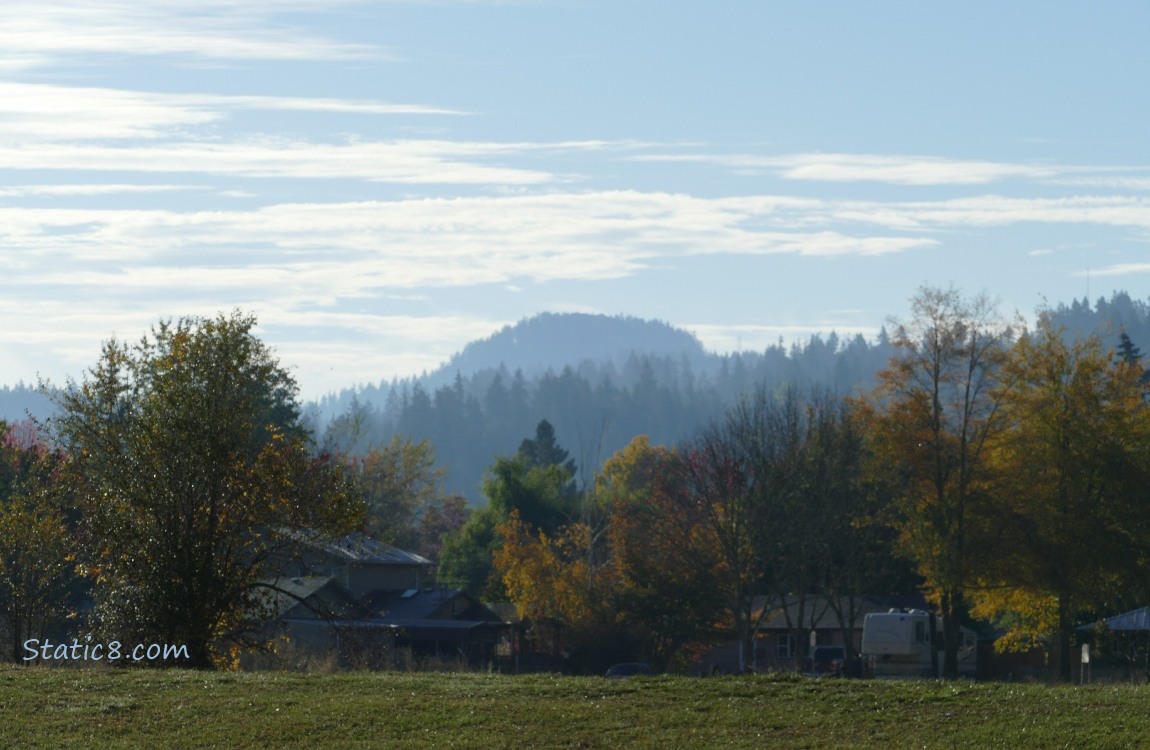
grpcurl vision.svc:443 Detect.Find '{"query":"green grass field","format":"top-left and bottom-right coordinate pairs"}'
top-left (1, 667), bottom-right (1145, 749)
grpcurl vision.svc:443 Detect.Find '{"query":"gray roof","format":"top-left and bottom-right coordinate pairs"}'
top-left (364, 588), bottom-right (499, 623)
top-left (253, 576), bottom-right (364, 619)
top-left (1081, 606), bottom-right (1150, 632)
top-left (284, 617), bottom-right (502, 642)
top-left (279, 529), bottom-right (433, 566)
top-left (326, 533), bottom-right (433, 566)
top-left (374, 589), bottom-right (460, 621)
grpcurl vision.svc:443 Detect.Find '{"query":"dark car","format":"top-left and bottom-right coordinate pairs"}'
top-left (807, 646), bottom-right (846, 676)
top-left (604, 662), bottom-right (654, 678)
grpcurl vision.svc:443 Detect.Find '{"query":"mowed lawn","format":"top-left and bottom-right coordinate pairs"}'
top-left (1, 667), bottom-right (1146, 749)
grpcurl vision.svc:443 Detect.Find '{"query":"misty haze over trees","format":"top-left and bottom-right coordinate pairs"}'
top-left (4, 293), bottom-right (1150, 505)
top-left (308, 292), bottom-right (1150, 502)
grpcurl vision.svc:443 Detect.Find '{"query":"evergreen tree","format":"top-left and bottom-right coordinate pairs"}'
top-left (1117, 328), bottom-right (1143, 365)
top-left (518, 419), bottom-right (576, 476)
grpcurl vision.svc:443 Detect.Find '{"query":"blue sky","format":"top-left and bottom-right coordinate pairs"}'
top-left (4, 0), bottom-right (1150, 397)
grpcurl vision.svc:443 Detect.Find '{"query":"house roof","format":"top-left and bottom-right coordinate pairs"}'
top-left (1080, 606), bottom-right (1150, 632)
top-left (254, 576), bottom-right (365, 620)
top-left (286, 617), bottom-right (503, 642)
top-left (279, 587), bottom-right (507, 643)
top-left (360, 588), bottom-right (502, 624)
top-left (326, 533), bottom-right (433, 566)
top-left (278, 529), bottom-right (433, 566)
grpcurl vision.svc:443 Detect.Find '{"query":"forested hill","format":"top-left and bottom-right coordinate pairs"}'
top-left (309, 313), bottom-right (712, 422)
top-left (304, 294), bottom-right (1150, 503)
top-left (1048, 291), bottom-right (1150, 344)
top-left (0, 384), bottom-right (55, 424)
top-left (442, 313), bottom-right (710, 381)
top-left (305, 311), bottom-right (902, 502)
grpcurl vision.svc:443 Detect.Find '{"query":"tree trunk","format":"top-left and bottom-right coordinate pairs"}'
top-left (1058, 596), bottom-right (1072, 682)
top-left (941, 593), bottom-right (959, 679)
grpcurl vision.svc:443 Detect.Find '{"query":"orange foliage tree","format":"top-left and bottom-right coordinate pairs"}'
top-left (605, 436), bottom-right (726, 666)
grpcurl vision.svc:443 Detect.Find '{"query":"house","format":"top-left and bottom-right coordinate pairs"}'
top-left (251, 532), bottom-right (509, 670)
top-left (251, 575), bottom-right (367, 657)
top-left (694, 594), bottom-right (932, 675)
top-left (975, 607), bottom-right (1150, 682)
top-left (364, 587), bottom-right (505, 664)
top-left (273, 530), bottom-right (434, 597)
top-left (1074, 606), bottom-right (1150, 683)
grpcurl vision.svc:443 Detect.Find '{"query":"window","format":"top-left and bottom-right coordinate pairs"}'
top-left (915, 621), bottom-right (927, 642)
top-left (777, 633), bottom-right (793, 660)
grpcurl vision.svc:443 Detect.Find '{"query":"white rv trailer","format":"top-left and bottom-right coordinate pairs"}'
top-left (861, 609), bottom-right (977, 679)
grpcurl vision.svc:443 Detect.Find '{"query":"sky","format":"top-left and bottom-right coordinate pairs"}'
top-left (4, 1), bottom-right (1150, 399)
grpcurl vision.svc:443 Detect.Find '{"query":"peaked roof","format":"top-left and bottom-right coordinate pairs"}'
top-left (361, 588), bottom-right (501, 623)
top-left (324, 533), bottom-right (433, 566)
top-left (254, 576), bottom-right (365, 620)
top-left (279, 529), bottom-right (433, 566)
top-left (1081, 606), bottom-right (1150, 632)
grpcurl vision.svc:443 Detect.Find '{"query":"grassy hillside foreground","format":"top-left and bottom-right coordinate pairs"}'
top-left (1, 668), bottom-right (1146, 749)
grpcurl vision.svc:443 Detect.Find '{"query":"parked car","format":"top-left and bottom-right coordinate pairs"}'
top-left (807, 646), bottom-right (846, 677)
top-left (604, 662), bottom-right (654, 678)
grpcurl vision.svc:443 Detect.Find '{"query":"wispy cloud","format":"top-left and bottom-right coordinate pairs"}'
top-left (860, 195), bottom-right (1150, 230)
top-left (0, 184), bottom-right (201, 197)
top-left (803, 195), bottom-right (1150, 234)
top-left (0, 1), bottom-right (381, 70)
top-left (1047, 176), bottom-right (1150, 191)
top-left (769, 154), bottom-right (1066, 185)
top-left (633, 152), bottom-right (1146, 187)
top-left (0, 84), bottom-right (465, 142)
top-left (1077, 263), bottom-right (1150, 278)
top-left (0, 141), bottom-right (559, 184)
top-left (0, 191), bottom-right (936, 397)
top-left (8, 191), bottom-right (1150, 302)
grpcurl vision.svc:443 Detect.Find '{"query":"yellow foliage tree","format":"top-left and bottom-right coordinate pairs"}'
top-left (970, 313), bottom-right (1150, 679)
top-left (494, 509), bottom-right (625, 666)
top-left (860, 286), bottom-right (1016, 678)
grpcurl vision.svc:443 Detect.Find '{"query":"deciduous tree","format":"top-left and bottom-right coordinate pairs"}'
top-left (494, 510), bottom-right (630, 670)
top-left (352, 436), bottom-right (446, 549)
top-left (861, 286), bottom-right (1016, 678)
top-left (418, 495), bottom-right (470, 562)
top-left (607, 437), bottom-right (725, 665)
top-left (0, 423), bottom-right (75, 663)
top-left (970, 314), bottom-right (1150, 679)
top-left (647, 420), bottom-right (767, 673)
top-left (439, 420), bottom-right (577, 597)
top-left (53, 312), bottom-right (362, 668)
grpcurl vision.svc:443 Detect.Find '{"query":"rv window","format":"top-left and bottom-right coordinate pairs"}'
top-left (915, 621), bottom-right (926, 642)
